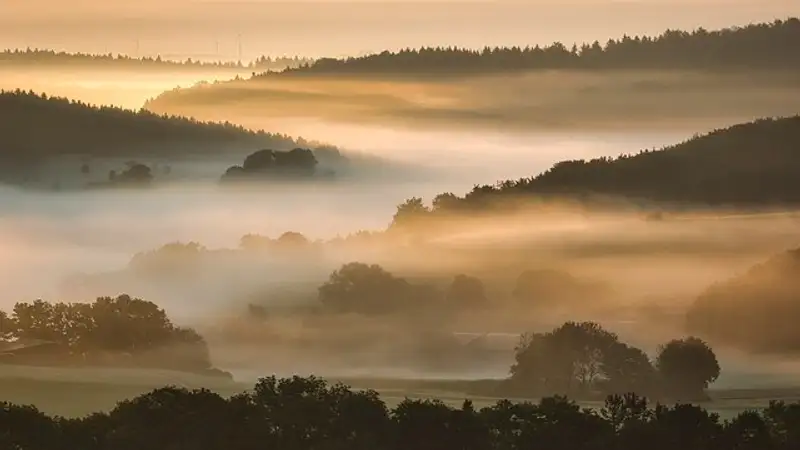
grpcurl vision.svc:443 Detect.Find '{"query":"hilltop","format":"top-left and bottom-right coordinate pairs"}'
top-left (389, 115), bottom-right (800, 223)
top-left (0, 49), bottom-right (313, 72)
top-left (143, 19), bottom-right (800, 133)
top-left (0, 90), bottom-right (330, 186)
top-left (276, 18), bottom-right (799, 77)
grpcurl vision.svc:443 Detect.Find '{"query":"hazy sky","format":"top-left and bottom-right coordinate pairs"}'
top-left (2, 0), bottom-right (797, 59)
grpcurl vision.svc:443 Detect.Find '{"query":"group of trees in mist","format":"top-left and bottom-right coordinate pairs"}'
top-left (0, 48), bottom-right (314, 71)
top-left (5, 375), bottom-right (800, 450)
top-left (0, 295), bottom-right (224, 376)
top-left (279, 18), bottom-right (800, 76)
top-left (388, 116), bottom-right (800, 229)
top-left (315, 262), bottom-right (607, 317)
top-left (510, 322), bottom-right (719, 401)
top-left (221, 148), bottom-right (331, 182)
top-left (0, 90), bottom-right (324, 185)
top-left (686, 246), bottom-right (800, 355)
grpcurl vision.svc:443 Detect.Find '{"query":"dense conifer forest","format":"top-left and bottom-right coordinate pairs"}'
top-left (277, 18), bottom-right (800, 76)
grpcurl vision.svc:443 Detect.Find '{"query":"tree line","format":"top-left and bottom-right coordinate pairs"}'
top-left (277, 18), bottom-right (800, 76)
top-left (0, 90), bottom-right (310, 160)
top-left (0, 91), bottom-right (337, 187)
top-left (387, 115), bottom-right (800, 230)
top-left (3, 374), bottom-right (800, 450)
top-left (0, 49), bottom-right (314, 71)
top-left (0, 295), bottom-right (224, 377)
top-left (509, 322), bottom-right (719, 402)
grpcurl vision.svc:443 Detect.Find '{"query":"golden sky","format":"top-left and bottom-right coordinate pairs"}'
top-left (2, 0), bottom-right (797, 59)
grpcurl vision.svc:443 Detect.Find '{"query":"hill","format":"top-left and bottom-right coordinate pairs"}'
top-left (0, 90), bottom-right (328, 185)
top-left (0, 49), bottom-right (313, 72)
top-left (389, 116), bottom-right (800, 222)
top-left (143, 19), bottom-right (800, 134)
top-left (686, 247), bottom-right (800, 355)
top-left (275, 18), bottom-right (799, 76)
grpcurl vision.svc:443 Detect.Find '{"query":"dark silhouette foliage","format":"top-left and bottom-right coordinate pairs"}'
top-left (0, 90), bottom-right (319, 182)
top-left (391, 115), bottom-right (800, 218)
top-left (276, 19), bottom-right (800, 76)
top-left (656, 338), bottom-right (721, 401)
top-left (687, 247), bottom-right (800, 355)
top-left (220, 148), bottom-right (320, 182)
top-left (0, 48), bottom-right (314, 71)
top-left (511, 322), bottom-right (717, 401)
top-left (2, 376), bottom-right (800, 450)
top-left (318, 263), bottom-right (418, 315)
top-left (0, 295), bottom-right (219, 375)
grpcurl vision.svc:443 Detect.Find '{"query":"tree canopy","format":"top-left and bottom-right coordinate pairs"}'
top-left (388, 115), bottom-right (800, 226)
top-left (0, 295), bottom-right (220, 375)
top-left (0, 48), bottom-right (314, 71)
top-left (0, 90), bottom-right (323, 183)
top-left (510, 322), bottom-right (717, 401)
top-left (3, 374), bottom-right (800, 450)
top-left (276, 18), bottom-right (800, 76)
top-left (221, 148), bottom-right (323, 182)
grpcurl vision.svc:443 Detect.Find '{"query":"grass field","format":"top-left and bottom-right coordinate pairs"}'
top-left (3, 365), bottom-right (800, 420)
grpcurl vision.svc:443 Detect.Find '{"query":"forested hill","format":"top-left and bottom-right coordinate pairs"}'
top-left (393, 116), bottom-right (800, 219)
top-left (0, 90), bottom-right (312, 163)
top-left (277, 18), bottom-right (799, 76)
top-left (0, 49), bottom-right (314, 72)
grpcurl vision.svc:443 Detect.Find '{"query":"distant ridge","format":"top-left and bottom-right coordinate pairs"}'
top-left (272, 18), bottom-right (799, 76)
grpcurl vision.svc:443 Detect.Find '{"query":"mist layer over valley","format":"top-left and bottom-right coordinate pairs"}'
top-left (3, 17), bottom-right (800, 428)
top-left (3, 118), bottom-right (800, 387)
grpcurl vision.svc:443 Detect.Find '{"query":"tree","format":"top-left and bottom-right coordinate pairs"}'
top-left (0, 310), bottom-right (15, 341)
top-left (510, 322), bottom-right (620, 396)
top-left (276, 231), bottom-right (310, 248)
top-left (317, 263), bottom-right (412, 315)
top-left (446, 274), bottom-right (488, 310)
top-left (389, 197), bottom-right (431, 231)
top-left (601, 342), bottom-right (656, 396)
top-left (656, 337), bottom-right (720, 400)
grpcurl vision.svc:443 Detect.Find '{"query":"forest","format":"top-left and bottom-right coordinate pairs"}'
top-left (0, 91), bottom-right (342, 187)
top-left (387, 115), bottom-right (800, 227)
top-left (0, 49), bottom-right (314, 71)
top-left (3, 374), bottom-right (800, 450)
top-left (278, 18), bottom-right (800, 76)
top-left (0, 90), bottom-right (310, 160)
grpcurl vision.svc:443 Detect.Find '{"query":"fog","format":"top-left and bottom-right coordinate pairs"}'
top-left (3, 119), bottom-right (800, 383)
top-left (145, 70), bottom-right (800, 135)
top-left (3, 58), bottom-right (800, 389)
top-left (0, 67), bottom-right (247, 109)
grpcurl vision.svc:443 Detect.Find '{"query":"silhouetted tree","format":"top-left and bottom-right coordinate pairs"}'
top-left (317, 263), bottom-right (414, 315)
top-left (656, 337), bottom-right (720, 401)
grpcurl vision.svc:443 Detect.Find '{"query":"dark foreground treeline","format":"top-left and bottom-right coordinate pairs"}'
top-left (0, 49), bottom-right (314, 71)
top-left (279, 18), bottom-right (800, 76)
top-left (3, 376), bottom-right (800, 450)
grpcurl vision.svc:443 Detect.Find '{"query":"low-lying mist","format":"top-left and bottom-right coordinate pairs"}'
top-left (0, 67), bottom-right (247, 109)
top-left (144, 70), bottom-right (800, 136)
top-left (3, 120), bottom-right (800, 387)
